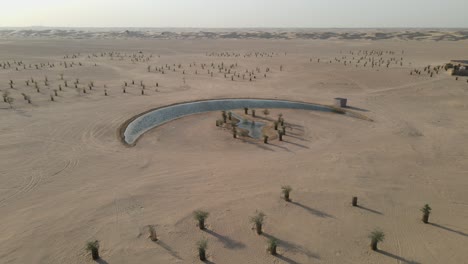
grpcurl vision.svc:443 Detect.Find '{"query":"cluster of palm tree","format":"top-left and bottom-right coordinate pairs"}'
top-left (315, 49), bottom-right (409, 70)
top-left (84, 186), bottom-right (435, 261)
top-left (205, 51), bottom-right (280, 58)
top-left (216, 110), bottom-right (289, 145)
top-left (144, 56), bottom-right (280, 83)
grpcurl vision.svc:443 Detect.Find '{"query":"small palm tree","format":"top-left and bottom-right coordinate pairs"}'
top-left (352, 196), bottom-right (358, 206)
top-left (267, 238), bottom-right (278, 255)
top-left (263, 109), bottom-right (270, 118)
top-left (194, 210), bottom-right (209, 230)
top-left (250, 211), bottom-right (265, 235)
top-left (369, 229), bottom-right (385, 251)
top-left (252, 109), bottom-right (256, 117)
top-left (2, 91), bottom-right (9, 102)
top-left (278, 131), bottom-right (283, 141)
top-left (277, 113), bottom-right (283, 122)
top-left (148, 225), bottom-right (158, 241)
top-left (263, 135), bottom-right (269, 144)
top-left (281, 186), bottom-right (292, 202)
top-left (421, 204), bottom-right (431, 224)
top-left (86, 240), bottom-right (100, 260)
top-left (221, 111), bottom-right (227, 123)
top-left (244, 107), bottom-right (248, 114)
top-left (6, 97), bottom-right (14, 108)
top-left (197, 238), bottom-right (208, 261)
top-left (228, 112), bottom-right (232, 120)
top-left (274, 121), bottom-right (279, 130)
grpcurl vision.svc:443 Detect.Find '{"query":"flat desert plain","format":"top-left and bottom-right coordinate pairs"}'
top-left (0, 31), bottom-right (468, 264)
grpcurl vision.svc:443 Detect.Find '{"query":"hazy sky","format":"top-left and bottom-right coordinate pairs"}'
top-left (1, 0), bottom-right (467, 28)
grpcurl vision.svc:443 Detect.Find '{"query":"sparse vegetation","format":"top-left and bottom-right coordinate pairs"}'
top-left (281, 185), bottom-right (292, 201)
top-left (2, 91), bottom-right (9, 102)
top-left (250, 211), bottom-right (265, 235)
top-left (148, 225), bottom-right (158, 241)
top-left (369, 229), bottom-right (385, 251)
top-left (6, 96), bottom-right (14, 108)
top-left (267, 238), bottom-right (278, 255)
top-left (86, 240), bottom-right (100, 260)
top-left (222, 111), bottom-right (227, 123)
top-left (194, 210), bottom-right (209, 230)
top-left (278, 130), bottom-right (283, 141)
top-left (421, 204), bottom-right (431, 224)
top-left (197, 238), bottom-right (208, 261)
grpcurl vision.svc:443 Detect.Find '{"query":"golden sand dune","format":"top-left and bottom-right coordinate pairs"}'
top-left (1, 28), bottom-right (468, 41)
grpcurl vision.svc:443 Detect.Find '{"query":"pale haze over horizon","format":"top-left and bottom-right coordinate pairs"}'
top-left (1, 0), bottom-right (468, 28)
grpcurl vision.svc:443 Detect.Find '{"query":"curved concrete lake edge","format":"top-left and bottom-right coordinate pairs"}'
top-left (119, 98), bottom-right (372, 146)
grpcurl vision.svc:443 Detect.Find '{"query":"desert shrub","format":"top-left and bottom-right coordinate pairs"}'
top-left (421, 204), bottom-right (432, 224)
top-left (267, 238), bottom-right (278, 255)
top-left (250, 211), bottom-right (265, 235)
top-left (193, 210), bottom-right (209, 230)
top-left (369, 229), bottom-right (385, 251)
top-left (86, 240), bottom-right (100, 260)
top-left (197, 238), bottom-right (208, 261)
top-left (281, 186), bottom-right (292, 201)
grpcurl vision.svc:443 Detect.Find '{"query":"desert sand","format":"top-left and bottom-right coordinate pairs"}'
top-left (0, 29), bottom-right (468, 264)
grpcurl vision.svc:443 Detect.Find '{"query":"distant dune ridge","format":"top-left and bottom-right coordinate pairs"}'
top-left (0, 28), bottom-right (467, 41)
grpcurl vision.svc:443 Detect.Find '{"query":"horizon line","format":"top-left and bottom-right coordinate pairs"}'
top-left (1, 26), bottom-right (468, 30)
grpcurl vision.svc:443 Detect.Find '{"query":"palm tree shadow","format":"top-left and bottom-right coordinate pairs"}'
top-left (377, 249), bottom-right (420, 264)
top-left (291, 201), bottom-right (334, 218)
top-left (204, 229), bottom-right (245, 249)
top-left (356, 205), bottom-right (383, 215)
top-left (282, 140), bottom-right (309, 149)
top-left (285, 133), bottom-right (309, 142)
top-left (268, 143), bottom-right (292, 152)
top-left (239, 138), bottom-right (274, 151)
top-left (154, 240), bottom-right (183, 260)
top-left (262, 232), bottom-right (320, 260)
top-left (429, 223), bottom-right (468, 237)
top-left (275, 254), bottom-right (300, 264)
top-left (345, 106), bottom-right (369, 112)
